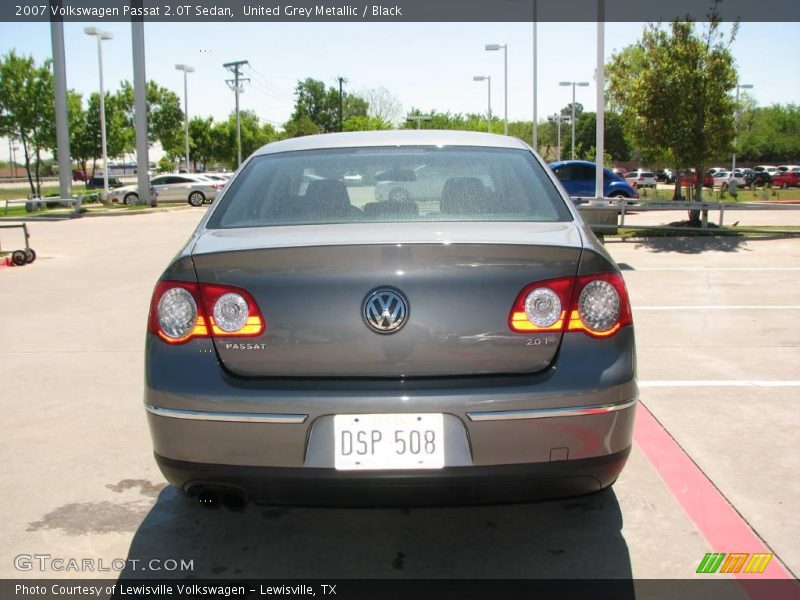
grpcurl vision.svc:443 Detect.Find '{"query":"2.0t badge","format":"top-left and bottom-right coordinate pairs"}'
top-left (363, 289), bottom-right (408, 334)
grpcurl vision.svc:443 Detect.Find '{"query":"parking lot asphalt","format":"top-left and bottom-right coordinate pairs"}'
top-left (1, 210), bottom-right (798, 583)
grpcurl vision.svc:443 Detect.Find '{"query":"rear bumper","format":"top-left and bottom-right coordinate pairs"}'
top-left (146, 327), bottom-right (637, 504)
top-left (156, 446), bottom-right (631, 506)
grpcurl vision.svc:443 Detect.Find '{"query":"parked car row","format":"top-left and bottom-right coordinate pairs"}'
top-left (609, 164), bottom-right (799, 190)
top-left (678, 165), bottom-right (800, 189)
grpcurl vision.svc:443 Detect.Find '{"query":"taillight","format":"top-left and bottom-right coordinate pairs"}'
top-left (509, 272), bottom-right (632, 338)
top-left (148, 280), bottom-right (265, 344)
top-left (509, 276), bottom-right (575, 332)
top-left (199, 284), bottom-right (265, 337)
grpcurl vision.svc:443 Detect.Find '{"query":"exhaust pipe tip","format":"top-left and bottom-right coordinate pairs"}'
top-left (222, 491), bottom-right (248, 512)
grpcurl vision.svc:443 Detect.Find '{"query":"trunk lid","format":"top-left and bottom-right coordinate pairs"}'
top-left (191, 222), bottom-right (583, 378)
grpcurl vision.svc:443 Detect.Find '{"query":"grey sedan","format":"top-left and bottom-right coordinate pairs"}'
top-left (145, 130), bottom-right (637, 508)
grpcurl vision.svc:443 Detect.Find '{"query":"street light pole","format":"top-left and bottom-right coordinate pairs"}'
top-left (485, 44), bottom-right (508, 135)
top-left (175, 64), bottom-right (195, 172)
top-left (85, 27), bottom-right (113, 202)
top-left (473, 76), bottom-right (492, 133)
top-left (732, 83), bottom-right (753, 173)
top-left (548, 113), bottom-right (567, 161)
top-left (559, 80), bottom-right (589, 160)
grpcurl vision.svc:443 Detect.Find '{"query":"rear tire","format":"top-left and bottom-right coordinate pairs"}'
top-left (124, 193), bottom-right (138, 206)
top-left (25, 248), bottom-right (36, 264)
top-left (188, 191), bottom-right (205, 207)
top-left (11, 250), bottom-right (27, 266)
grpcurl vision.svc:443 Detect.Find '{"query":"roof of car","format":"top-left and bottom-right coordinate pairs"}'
top-left (253, 130), bottom-right (531, 156)
top-left (548, 160), bottom-right (610, 170)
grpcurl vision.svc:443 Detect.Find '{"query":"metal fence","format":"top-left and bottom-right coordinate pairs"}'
top-left (576, 198), bottom-right (800, 236)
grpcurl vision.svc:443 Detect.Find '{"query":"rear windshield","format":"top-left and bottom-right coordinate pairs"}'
top-left (207, 146), bottom-right (572, 229)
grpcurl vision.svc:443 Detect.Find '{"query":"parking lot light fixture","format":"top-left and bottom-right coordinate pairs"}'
top-left (485, 44), bottom-right (508, 135)
top-left (732, 83), bottom-right (753, 174)
top-left (175, 64), bottom-right (195, 172)
top-left (84, 27), bottom-right (113, 202)
top-left (559, 81), bottom-right (589, 160)
top-left (473, 76), bottom-right (492, 133)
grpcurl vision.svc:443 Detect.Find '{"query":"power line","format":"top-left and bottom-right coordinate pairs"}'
top-left (224, 60), bottom-right (249, 167)
top-left (248, 65), bottom-right (290, 98)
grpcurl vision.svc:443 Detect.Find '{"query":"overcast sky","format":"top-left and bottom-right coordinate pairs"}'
top-left (1, 20), bottom-right (799, 160)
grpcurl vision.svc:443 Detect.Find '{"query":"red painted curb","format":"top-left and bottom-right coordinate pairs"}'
top-left (634, 402), bottom-right (795, 586)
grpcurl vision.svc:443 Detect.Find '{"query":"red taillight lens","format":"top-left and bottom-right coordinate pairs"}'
top-left (509, 272), bottom-right (632, 338)
top-left (148, 280), bottom-right (265, 344)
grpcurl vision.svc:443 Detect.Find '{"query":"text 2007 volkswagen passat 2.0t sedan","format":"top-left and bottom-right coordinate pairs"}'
top-left (145, 130), bottom-right (637, 508)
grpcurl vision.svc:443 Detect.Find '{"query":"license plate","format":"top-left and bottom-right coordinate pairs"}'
top-left (333, 413), bottom-right (445, 470)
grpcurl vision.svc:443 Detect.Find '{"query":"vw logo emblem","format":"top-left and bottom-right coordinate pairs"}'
top-left (363, 289), bottom-right (408, 334)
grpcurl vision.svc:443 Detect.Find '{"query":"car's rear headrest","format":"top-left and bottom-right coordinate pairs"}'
top-left (305, 179), bottom-right (351, 208)
top-left (440, 177), bottom-right (489, 215)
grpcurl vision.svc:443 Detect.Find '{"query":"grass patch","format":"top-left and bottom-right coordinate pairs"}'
top-left (638, 186), bottom-right (799, 203)
top-left (619, 221), bottom-right (742, 238)
top-left (615, 221), bottom-right (800, 239)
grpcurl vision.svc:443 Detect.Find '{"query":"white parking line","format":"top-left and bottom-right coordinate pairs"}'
top-left (625, 267), bottom-right (800, 271)
top-left (634, 305), bottom-right (800, 310)
top-left (640, 380), bottom-right (800, 388)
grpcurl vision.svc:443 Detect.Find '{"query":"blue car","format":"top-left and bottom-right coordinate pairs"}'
top-left (549, 160), bottom-right (638, 200)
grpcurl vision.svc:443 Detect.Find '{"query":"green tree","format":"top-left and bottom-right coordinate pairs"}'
top-left (607, 16), bottom-right (738, 203)
top-left (290, 78), bottom-right (369, 133)
top-left (65, 90), bottom-right (91, 179)
top-left (0, 51), bottom-right (55, 196)
top-left (212, 111), bottom-right (277, 167)
top-left (188, 115), bottom-right (216, 170)
top-left (283, 115), bottom-right (320, 138)
top-left (737, 103), bottom-right (800, 162)
top-left (573, 111), bottom-right (632, 162)
top-left (82, 91), bottom-right (133, 178)
top-left (117, 80), bottom-right (184, 157)
top-left (342, 115), bottom-right (391, 131)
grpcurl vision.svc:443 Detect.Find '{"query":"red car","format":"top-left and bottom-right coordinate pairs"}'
top-left (771, 171), bottom-right (800, 189)
top-left (679, 171), bottom-right (714, 188)
top-left (72, 169), bottom-right (88, 182)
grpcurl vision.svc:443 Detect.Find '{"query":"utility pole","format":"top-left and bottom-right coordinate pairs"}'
top-left (532, 0), bottom-right (538, 151)
top-left (595, 0), bottom-right (605, 199)
top-left (50, 15), bottom-right (72, 199)
top-left (224, 60), bottom-right (249, 167)
top-left (338, 76), bottom-right (346, 132)
top-left (132, 10), bottom-right (151, 205)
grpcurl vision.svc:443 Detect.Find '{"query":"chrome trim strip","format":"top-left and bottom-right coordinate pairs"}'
top-left (146, 405), bottom-right (308, 424)
top-left (466, 398), bottom-right (637, 422)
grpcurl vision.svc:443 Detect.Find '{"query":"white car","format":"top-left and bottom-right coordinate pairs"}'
top-left (777, 165), bottom-right (800, 173)
top-left (715, 170), bottom-right (745, 189)
top-left (374, 165), bottom-right (494, 203)
top-left (624, 169), bottom-right (657, 188)
top-left (754, 165), bottom-right (779, 177)
top-left (149, 174), bottom-right (225, 206)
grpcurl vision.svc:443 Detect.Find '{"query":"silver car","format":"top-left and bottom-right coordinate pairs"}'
top-left (145, 130), bottom-right (637, 508)
top-left (149, 174), bottom-right (224, 206)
